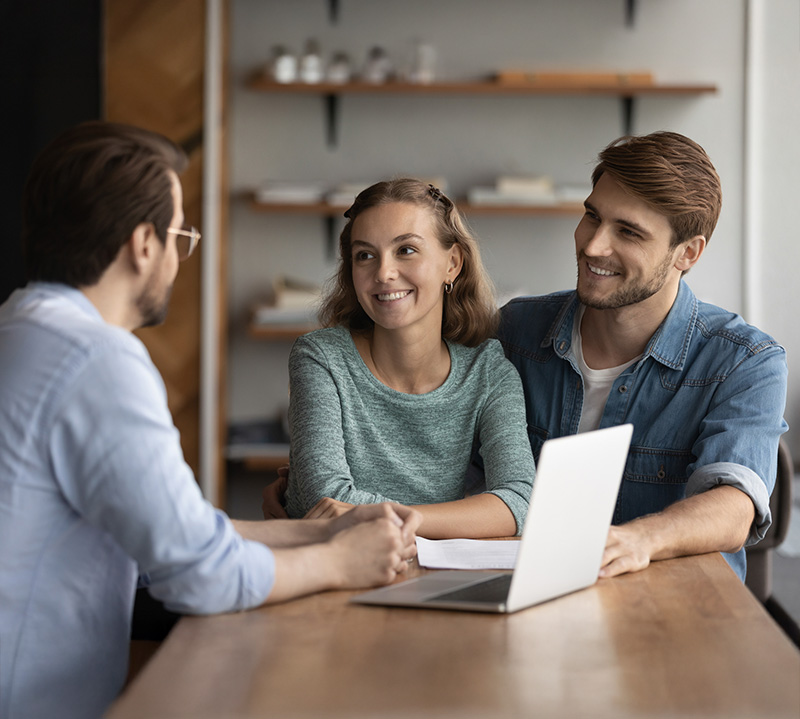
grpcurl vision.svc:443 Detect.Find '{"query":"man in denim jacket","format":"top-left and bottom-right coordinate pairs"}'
top-left (499, 132), bottom-right (787, 582)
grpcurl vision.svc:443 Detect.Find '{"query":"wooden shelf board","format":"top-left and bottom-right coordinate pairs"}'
top-left (248, 324), bottom-right (317, 340)
top-left (247, 76), bottom-right (717, 97)
top-left (463, 202), bottom-right (585, 216)
top-left (247, 196), bottom-right (585, 217)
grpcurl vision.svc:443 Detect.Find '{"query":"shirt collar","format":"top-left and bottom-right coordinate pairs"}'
top-left (644, 279), bottom-right (698, 370)
top-left (546, 280), bottom-right (698, 369)
top-left (544, 292), bottom-right (581, 357)
top-left (27, 281), bottom-right (105, 323)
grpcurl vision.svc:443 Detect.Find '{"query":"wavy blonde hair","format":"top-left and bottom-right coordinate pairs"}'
top-left (319, 178), bottom-right (498, 347)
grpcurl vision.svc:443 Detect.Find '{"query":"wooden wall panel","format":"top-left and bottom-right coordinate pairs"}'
top-left (104, 0), bottom-right (206, 477)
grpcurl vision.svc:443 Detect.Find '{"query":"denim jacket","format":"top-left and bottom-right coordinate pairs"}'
top-left (498, 281), bottom-right (788, 580)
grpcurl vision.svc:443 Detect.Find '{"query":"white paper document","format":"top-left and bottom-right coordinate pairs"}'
top-left (415, 537), bottom-right (520, 570)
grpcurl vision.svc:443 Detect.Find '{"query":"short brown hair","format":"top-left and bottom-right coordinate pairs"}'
top-left (319, 178), bottom-right (499, 347)
top-left (22, 121), bottom-right (187, 287)
top-left (592, 131), bottom-right (722, 247)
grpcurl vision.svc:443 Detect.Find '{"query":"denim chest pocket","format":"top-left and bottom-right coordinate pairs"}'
top-left (616, 446), bottom-right (694, 524)
top-left (624, 446), bottom-right (693, 484)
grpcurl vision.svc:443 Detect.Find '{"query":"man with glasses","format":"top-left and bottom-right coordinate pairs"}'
top-left (0, 121), bottom-right (420, 719)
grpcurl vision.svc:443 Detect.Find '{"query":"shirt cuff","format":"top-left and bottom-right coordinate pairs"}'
top-left (686, 462), bottom-right (772, 546)
top-left (239, 540), bottom-right (277, 608)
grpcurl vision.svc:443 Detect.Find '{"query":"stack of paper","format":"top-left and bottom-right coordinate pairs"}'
top-left (326, 182), bottom-right (373, 208)
top-left (255, 181), bottom-right (326, 204)
top-left (415, 537), bottom-right (520, 570)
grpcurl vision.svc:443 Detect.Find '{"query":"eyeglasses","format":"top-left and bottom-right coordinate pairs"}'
top-left (167, 225), bottom-right (201, 261)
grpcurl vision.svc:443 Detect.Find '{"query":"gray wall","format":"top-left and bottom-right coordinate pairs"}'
top-left (226, 0), bottom-right (799, 458)
top-left (750, 0), bottom-right (800, 457)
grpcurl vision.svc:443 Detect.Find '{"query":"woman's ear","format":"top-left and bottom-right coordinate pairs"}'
top-left (674, 235), bottom-right (706, 272)
top-left (447, 244), bottom-right (464, 281)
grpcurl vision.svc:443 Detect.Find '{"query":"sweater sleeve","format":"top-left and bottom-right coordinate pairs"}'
top-left (285, 335), bottom-right (397, 517)
top-left (476, 357), bottom-right (536, 535)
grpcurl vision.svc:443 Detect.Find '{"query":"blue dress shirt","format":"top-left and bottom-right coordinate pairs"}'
top-left (498, 281), bottom-right (788, 580)
top-left (0, 283), bottom-right (275, 719)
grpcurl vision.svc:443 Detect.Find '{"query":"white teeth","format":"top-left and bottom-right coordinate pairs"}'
top-left (588, 264), bottom-right (618, 277)
top-left (377, 291), bottom-right (410, 301)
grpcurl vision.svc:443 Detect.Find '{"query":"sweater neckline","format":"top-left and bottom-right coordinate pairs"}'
top-left (343, 328), bottom-right (458, 398)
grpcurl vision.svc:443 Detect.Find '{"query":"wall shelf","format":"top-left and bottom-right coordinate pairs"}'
top-left (247, 76), bottom-right (717, 97)
top-left (247, 195), bottom-right (586, 217)
top-left (247, 195), bottom-right (586, 257)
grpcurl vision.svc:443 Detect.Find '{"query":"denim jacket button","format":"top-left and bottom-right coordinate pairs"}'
top-left (619, 385), bottom-right (628, 393)
top-left (558, 340), bottom-right (568, 352)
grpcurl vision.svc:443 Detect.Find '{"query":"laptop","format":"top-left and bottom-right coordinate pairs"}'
top-left (350, 423), bottom-right (633, 613)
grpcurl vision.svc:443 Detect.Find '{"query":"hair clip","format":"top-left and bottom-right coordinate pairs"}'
top-left (428, 184), bottom-right (443, 203)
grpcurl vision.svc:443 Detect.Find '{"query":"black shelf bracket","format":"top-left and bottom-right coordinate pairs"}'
top-left (324, 216), bottom-right (337, 260)
top-left (621, 96), bottom-right (635, 135)
top-left (324, 93), bottom-right (339, 149)
top-left (625, 0), bottom-right (636, 27)
top-left (329, 0), bottom-right (339, 23)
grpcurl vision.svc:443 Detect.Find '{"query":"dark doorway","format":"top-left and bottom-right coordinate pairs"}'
top-left (0, 0), bottom-right (102, 302)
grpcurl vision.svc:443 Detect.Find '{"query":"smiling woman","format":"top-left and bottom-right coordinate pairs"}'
top-left (280, 179), bottom-right (536, 539)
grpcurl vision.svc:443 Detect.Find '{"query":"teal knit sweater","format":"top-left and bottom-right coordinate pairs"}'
top-left (284, 327), bottom-right (535, 534)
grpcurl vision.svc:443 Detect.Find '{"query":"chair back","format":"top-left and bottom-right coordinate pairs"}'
top-left (760, 438), bottom-right (794, 551)
top-left (745, 438), bottom-right (794, 601)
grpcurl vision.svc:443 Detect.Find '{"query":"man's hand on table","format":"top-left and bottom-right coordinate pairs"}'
top-left (331, 503), bottom-right (420, 561)
top-left (598, 485), bottom-right (756, 578)
top-left (327, 503), bottom-right (422, 586)
top-left (599, 522), bottom-right (653, 578)
top-left (265, 503), bottom-right (422, 601)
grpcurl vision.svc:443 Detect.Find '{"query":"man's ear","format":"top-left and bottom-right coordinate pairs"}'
top-left (674, 235), bottom-right (706, 273)
top-left (128, 222), bottom-right (158, 274)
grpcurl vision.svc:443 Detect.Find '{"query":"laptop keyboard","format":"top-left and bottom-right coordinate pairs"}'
top-left (426, 573), bottom-right (512, 604)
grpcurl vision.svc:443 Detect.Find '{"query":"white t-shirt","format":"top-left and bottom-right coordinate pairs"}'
top-left (572, 305), bottom-right (641, 433)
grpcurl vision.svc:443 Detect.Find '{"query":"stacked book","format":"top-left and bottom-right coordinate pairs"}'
top-left (254, 181), bottom-right (326, 205)
top-left (468, 175), bottom-right (557, 206)
top-left (251, 276), bottom-right (321, 328)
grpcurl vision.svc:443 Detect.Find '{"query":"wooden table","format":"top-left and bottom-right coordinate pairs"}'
top-left (108, 553), bottom-right (800, 719)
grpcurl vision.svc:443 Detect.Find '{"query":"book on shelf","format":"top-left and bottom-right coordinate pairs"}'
top-left (554, 184), bottom-right (592, 204)
top-left (254, 181), bottom-right (326, 204)
top-left (494, 70), bottom-right (654, 87)
top-left (466, 175), bottom-right (590, 207)
top-left (468, 174), bottom-right (556, 206)
top-left (251, 276), bottom-right (321, 327)
top-left (325, 181), bottom-right (373, 207)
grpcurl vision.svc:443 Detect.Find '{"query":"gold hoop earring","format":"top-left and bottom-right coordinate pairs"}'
top-left (444, 280), bottom-right (454, 294)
